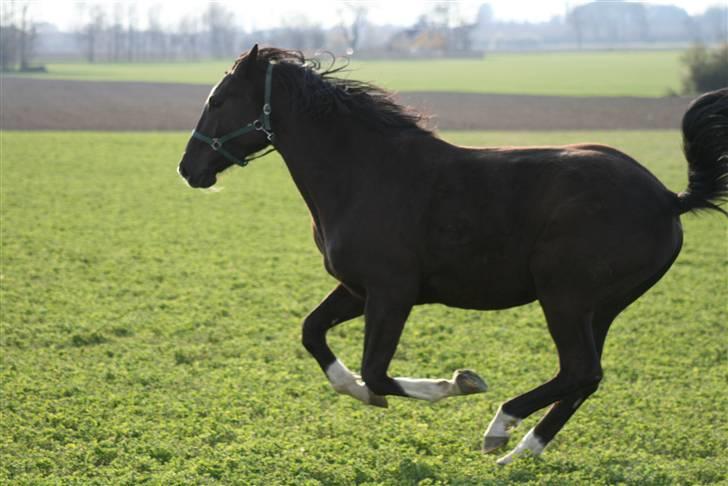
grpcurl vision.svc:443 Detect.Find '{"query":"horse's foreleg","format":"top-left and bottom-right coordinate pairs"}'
top-left (359, 286), bottom-right (487, 402)
top-left (358, 286), bottom-right (415, 398)
top-left (302, 284), bottom-right (387, 407)
top-left (393, 370), bottom-right (488, 401)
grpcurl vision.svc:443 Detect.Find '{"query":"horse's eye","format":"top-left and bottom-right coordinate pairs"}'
top-left (209, 97), bottom-right (222, 109)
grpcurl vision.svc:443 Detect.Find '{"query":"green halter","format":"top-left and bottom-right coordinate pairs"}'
top-left (191, 63), bottom-right (275, 167)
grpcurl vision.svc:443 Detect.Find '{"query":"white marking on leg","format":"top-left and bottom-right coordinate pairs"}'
top-left (496, 428), bottom-right (546, 465)
top-left (395, 369), bottom-right (487, 402)
top-left (325, 359), bottom-right (379, 405)
top-left (394, 377), bottom-right (458, 402)
top-left (484, 405), bottom-right (521, 439)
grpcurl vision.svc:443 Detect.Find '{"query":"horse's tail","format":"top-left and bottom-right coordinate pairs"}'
top-left (677, 87), bottom-right (728, 216)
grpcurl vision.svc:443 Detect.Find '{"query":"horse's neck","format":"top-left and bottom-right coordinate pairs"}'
top-left (275, 119), bottom-right (364, 227)
top-left (273, 112), bottom-right (445, 229)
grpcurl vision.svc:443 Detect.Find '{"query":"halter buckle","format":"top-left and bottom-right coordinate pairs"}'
top-left (263, 103), bottom-right (272, 115)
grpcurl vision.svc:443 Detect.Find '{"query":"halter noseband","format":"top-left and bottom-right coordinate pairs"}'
top-left (191, 63), bottom-right (275, 167)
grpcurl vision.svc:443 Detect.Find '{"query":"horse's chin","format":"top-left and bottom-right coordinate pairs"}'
top-left (197, 176), bottom-right (217, 189)
top-left (186, 172), bottom-right (217, 189)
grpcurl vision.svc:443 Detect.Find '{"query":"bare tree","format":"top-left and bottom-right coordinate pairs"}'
top-left (18, 3), bottom-right (29, 69)
top-left (0, 1), bottom-right (19, 71)
top-left (146, 4), bottom-right (166, 60)
top-left (77, 3), bottom-right (106, 63)
top-left (111, 3), bottom-right (124, 61)
top-left (427, 2), bottom-right (472, 52)
top-left (0, 1), bottom-right (39, 71)
top-left (338, 2), bottom-right (368, 52)
top-left (126, 3), bottom-right (138, 61)
top-left (274, 14), bottom-right (325, 51)
top-left (567, 6), bottom-right (585, 49)
top-left (204, 3), bottom-right (235, 59)
top-left (178, 16), bottom-right (200, 60)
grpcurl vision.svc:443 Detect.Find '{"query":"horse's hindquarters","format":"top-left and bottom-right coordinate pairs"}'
top-left (529, 198), bottom-right (683, 312)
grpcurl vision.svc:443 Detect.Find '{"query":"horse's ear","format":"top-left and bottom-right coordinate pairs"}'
top-left (248, 44), bottom-right (259, 66)
top-left (234, 44), bottom-right (258, 79)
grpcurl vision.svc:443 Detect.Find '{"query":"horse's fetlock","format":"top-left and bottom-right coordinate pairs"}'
top-left (362, 372), bottom-right (394, 396)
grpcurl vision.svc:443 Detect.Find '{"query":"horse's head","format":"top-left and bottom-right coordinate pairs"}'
top-left (178, 44), bottom-right (274, 188)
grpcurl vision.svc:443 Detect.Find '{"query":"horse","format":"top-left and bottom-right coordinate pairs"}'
top-left (177, 45), bottom-right (728, 465)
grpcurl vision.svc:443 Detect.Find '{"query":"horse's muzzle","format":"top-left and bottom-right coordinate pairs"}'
top-left (177, 161), bottom-right (216, 189)
top-left (178, 164), bottom-right (189, 180)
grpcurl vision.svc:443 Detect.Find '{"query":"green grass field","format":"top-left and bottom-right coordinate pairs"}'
top-left (1, 131), bottom-right (726, 484)
top-left (6, 50), bottom-right (684, 97)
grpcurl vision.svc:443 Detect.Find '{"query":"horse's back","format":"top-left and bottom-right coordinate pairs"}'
top-left (458, 143), bottom-right (679, 220)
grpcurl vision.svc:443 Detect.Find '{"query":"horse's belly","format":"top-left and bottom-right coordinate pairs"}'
top-left (420, 265), bottom-right (537, 310)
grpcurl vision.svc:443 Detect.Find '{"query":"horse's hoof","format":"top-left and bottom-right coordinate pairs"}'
top-left (454, 369), bottom-right (488, 395)
top-left (482, 435), bottom-right (509, 453)
top-left (368, 392), bottom-right (388, 408)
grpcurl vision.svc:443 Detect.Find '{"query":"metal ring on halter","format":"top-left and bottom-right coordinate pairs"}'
top-left (263, 104), bottom-right (272, 115)
top-left (211, 138), bottom-right (222, 151)
top-left (253, 119), bottom-right (274, 142)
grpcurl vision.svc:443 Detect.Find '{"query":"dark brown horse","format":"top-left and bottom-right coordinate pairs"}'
top-left (177, 45), bottom-right (728, 464)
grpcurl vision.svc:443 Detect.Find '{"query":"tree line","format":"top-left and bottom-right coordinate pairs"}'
top-left (74, 3), bottom-right (243, 63)
top-left (1, 1), bottom-right (727, 72)
top-left (1, 2), bottom-right (365, 68)
top-left (0, 2), bottom-right (40, 71)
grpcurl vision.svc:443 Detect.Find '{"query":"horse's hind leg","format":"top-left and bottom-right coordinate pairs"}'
top-left (494, 306), bottom-right (614, 464)
top-left (483, 303), bottom-right (601, 459)
top-left (302, 284), bottom-right (387, 407)
top-left (498, 248), bottom-right (682, 463)
top-left (504, 306), bottom-right (615, 449)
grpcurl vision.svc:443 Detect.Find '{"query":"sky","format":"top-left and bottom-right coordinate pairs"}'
top-left (19, 0), bottom-right (728, 31)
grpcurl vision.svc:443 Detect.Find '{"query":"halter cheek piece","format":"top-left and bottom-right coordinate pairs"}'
top-left (191, 63), bottom-right (275, 167)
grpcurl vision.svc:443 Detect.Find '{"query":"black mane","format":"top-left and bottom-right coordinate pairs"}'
top-left (232, 47), bottom-right (431, 135)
